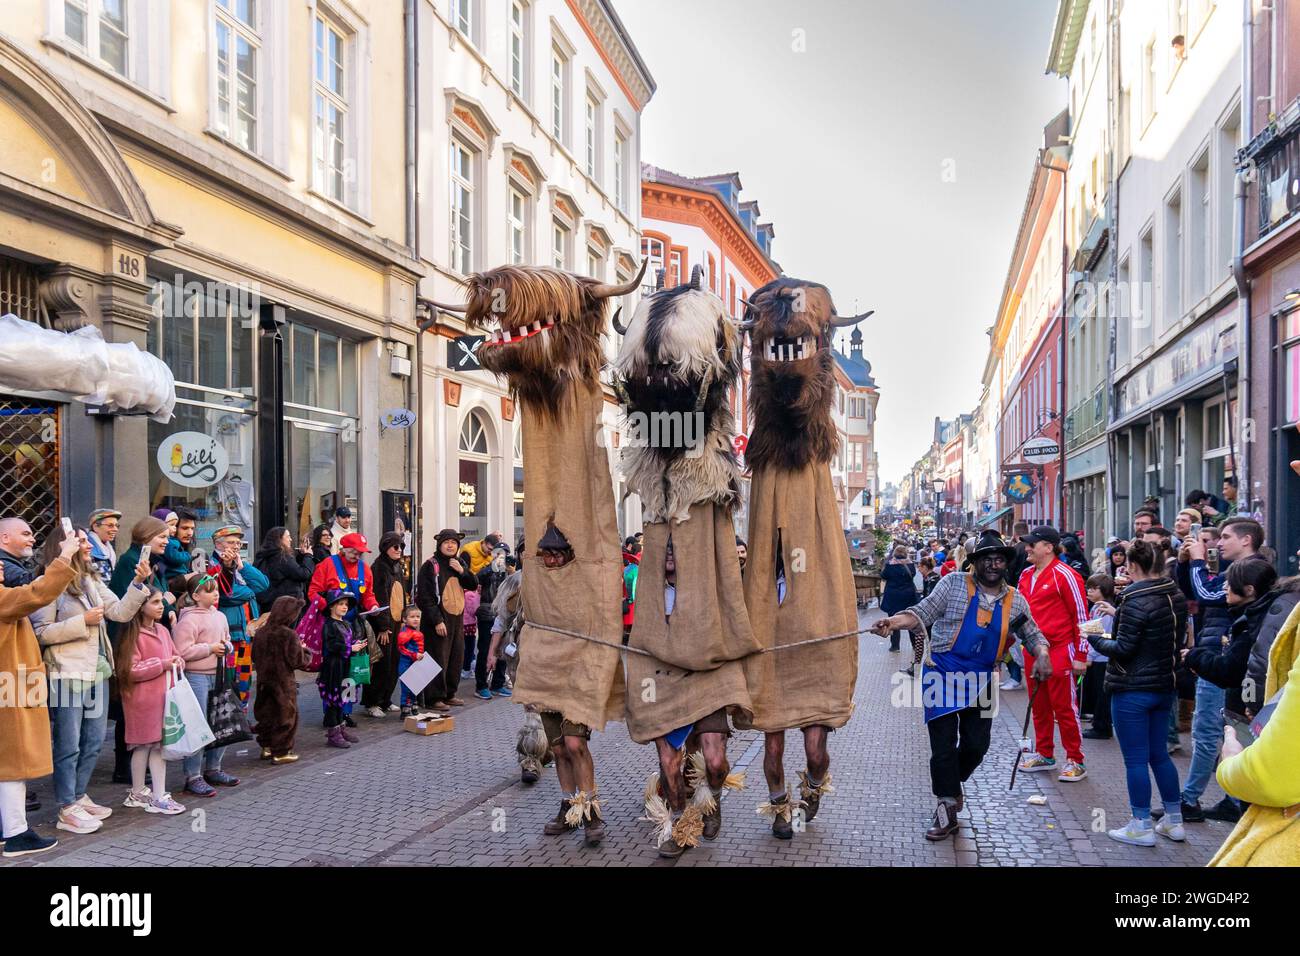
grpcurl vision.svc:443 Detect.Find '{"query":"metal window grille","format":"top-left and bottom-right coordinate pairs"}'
top-left (0, 257), bottom-right (52, 327)
top-left (0, 397), bottom-right (61, 543)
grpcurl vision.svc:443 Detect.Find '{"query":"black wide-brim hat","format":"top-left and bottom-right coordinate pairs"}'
top-left (963, 530), bottom-right (1015, 569)
top-left (323, 588), bottom-right (357, 610)
top-left (434, 528), bottom-right (465, 545)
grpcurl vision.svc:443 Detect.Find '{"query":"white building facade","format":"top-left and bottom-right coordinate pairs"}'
top-left (414, 0), bottom-right (655, 552)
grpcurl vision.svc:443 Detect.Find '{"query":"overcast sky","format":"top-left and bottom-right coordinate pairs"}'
top-left (614, 0), bottom-right (1064, 484)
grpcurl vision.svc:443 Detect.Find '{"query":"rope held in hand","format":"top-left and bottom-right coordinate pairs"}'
top-left (527, 621), bottom-right (876, 655)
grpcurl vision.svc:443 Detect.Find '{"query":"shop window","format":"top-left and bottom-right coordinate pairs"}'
top-left (148, 401), bottom-right (256, 548)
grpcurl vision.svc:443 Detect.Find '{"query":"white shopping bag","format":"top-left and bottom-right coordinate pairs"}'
top-left (399, 652), bottom-right (442, 696)
top-left (161, 665), bottom-right (216, 760)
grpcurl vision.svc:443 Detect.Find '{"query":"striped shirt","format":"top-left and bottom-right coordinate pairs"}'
top-left (905, 572), bottom-right (1047, 658)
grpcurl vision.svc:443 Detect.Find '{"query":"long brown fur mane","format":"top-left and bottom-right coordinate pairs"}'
top-left (744, 277), bottom-right (840, 472)
top-left (463, 266), bottom-right (609, 418)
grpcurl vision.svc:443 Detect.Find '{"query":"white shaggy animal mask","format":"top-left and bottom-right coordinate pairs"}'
top-left (614, 277), bottom-right (743, 523)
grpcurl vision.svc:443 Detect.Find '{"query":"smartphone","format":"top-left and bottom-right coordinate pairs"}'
top-left (61, 516), bottom-right (74, 536)
top-left (1221, 708), bottom-right (1255, 747)
top-left (1189, 522), bottom-right (1202, 539)
top-left (1206, 547), bottom-right (1220, 573)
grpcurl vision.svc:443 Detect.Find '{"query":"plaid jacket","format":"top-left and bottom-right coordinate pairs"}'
top-left (904, 571), bottom-right (1047, 658)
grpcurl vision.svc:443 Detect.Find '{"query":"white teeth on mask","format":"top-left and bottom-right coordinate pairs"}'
top-left (503, 330), bottom-right (513, 343)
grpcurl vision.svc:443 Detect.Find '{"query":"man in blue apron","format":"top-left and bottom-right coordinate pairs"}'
top-left (874, 531), bottom-right (1054, 841)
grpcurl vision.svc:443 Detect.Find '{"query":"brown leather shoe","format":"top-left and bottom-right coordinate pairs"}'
top-left (432, 701), bottom-right (452, 713)
top-left (658, 834), bottom-right (687, 858)
top-left (702, 794), bottom-right (722, 841)
top-left (925, 802), bottom-right (959, 841)
top-left (770, 796), bottom-right (793, 840)
top-left (543, 800), bottom-right (577, 836)
top-left (582, 813), bottom-right (607, 847)
top-left (447, 697), bottom-right (466, 707)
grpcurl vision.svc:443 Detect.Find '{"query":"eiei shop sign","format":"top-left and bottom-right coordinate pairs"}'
top-left (157, 432), bottom-right (229, 489)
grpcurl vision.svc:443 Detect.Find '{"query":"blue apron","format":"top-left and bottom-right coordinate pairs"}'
top-left (923, 581), bottom-right (1013, 723)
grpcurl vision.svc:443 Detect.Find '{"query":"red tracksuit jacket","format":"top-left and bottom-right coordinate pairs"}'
top-left (1017, 558), bottom-right (1090, 663)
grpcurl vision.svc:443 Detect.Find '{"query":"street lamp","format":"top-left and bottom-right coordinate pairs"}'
top-left (932, 478), bottom-right (945, 542)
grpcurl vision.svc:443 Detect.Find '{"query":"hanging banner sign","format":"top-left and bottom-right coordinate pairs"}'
top-left (1022, 436), bottom-right (1061, 464)
top-left (448, 334), bottom-right (486, 371)
top-left (1002, 470), bottom-right (1037, 504)
top-left (157, 431), bottom-right (229, 489)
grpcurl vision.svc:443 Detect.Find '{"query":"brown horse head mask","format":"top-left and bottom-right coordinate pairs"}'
top-left (739, 277), bottom-right (872, 472)
top-left (423, 261), bottom-right (646, 417)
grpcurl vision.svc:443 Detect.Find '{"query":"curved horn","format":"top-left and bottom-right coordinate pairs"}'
top-left (425, 299), bottom-right (469, 314)
top-left (589, 258), bottom-right (648, 299)
top-left (689, 264), bottom-right (703, 289)
top-left (830, 309), bottom-right (874, 329)
top-left (610, 307), bottom-right (628, 336)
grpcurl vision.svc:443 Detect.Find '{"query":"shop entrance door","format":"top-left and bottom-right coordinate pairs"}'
top-left (0, 396), bottom-right (60, 542)
top-left (287, 421), bottom-right (349, 545)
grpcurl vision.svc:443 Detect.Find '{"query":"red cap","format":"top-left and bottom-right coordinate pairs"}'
top-left (339, 532), bottom-right (371, 554)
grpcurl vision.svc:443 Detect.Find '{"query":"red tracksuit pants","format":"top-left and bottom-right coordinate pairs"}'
top-left (1026, 643), bottom-right (1084, 764)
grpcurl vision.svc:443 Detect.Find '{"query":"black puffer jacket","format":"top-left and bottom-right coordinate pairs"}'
top-left (1187, 588), bottom-right (1281, 715)
top-left (1246, 588), bottom-right (1300, 711)
top-left (1093, 576), bottom-right (1189, 695)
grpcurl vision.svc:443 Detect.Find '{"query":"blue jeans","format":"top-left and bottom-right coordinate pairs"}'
top-left (1181, 678), bottom-right (1225, 804)
top-left (1112, 691), bottom-right (1183, 819)
top-left (182, 672), bottom-right (226, 779)
top-left (48, 678), bottom-right (109, 807)
top-left (1167, 691), bottom-right (1180, 744)
top-left (1005, 651), bottom-right (1023, 683)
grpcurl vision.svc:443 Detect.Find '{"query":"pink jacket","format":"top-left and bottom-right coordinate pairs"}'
top-left (172, 605), bottom-right (231, 675)
top-left (120, 623), bottom-right (181, 747)
top-left (463, 589), bottom-right (481, 627)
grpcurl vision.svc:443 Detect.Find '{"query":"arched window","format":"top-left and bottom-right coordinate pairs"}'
top-left (457, 410), bottom-right (492, 538)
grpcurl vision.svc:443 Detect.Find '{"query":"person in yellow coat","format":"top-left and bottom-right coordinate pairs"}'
top-left (1208, 598), bottom-right (1300, 866)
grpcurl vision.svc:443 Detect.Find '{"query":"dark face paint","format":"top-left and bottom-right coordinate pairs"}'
top-left (974, 555), bottom-right (1007, 588)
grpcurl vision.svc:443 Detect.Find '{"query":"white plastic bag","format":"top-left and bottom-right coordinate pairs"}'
top-left (161, 665), bottom-right (215, 760)
top-left (0, 313), bottom-right (109, 395)
top-left (0, 313), bottom-right (175, 421)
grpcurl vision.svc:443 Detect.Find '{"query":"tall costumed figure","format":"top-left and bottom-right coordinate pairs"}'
top-left (422, 259), bottom-right (646, 847)
top-left (614, 266), bottom-right (758, 858)
top-left (737, 278), bottom-right (872, 838)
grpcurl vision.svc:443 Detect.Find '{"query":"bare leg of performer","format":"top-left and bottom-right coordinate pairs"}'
top-left (563, 736), bottom-right (605, 846)
top-left (799, 725), bottom-right (833, 822)
top-left (762, 731), bottom-right (794, 839)
top-left (654, 738), bottom-right (687, 810)
top-left (542, 737), bottom-right (579, 837)
top-left (691, 730), bottom-right (729, 841)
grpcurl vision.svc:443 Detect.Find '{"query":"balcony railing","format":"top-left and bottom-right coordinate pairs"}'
top-left (1064, 383), bottom-right (1106, 450)
top-left (1246, 97), bottom-right (1300, 242)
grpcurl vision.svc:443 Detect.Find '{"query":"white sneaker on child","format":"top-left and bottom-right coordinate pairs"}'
top-left (122, 788), bottom-right (152, 809)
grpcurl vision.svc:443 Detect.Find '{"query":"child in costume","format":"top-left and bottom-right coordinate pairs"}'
top-left (319, 589), bottom-right (366, 749)
top-left (252, 596), bottom-right (311, 763)
top-left (396, 605), bottom-right (425, 716)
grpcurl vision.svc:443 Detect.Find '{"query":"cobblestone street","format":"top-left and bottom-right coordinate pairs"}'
top-left (3, 609), bottom-right (1228, 867)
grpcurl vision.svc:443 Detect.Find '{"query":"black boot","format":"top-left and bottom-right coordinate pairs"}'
top-left (768, 794), bottom-right (793, 840)
top-left (702, 791), bottom-right (723, 841)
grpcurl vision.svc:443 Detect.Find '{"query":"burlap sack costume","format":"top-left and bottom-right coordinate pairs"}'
top-left (625, 503), bottom-right (757, 742)
top-left (737, 464), bottom-right (858, 731)
top-left (512, 381), bottom-right (626, 730)
top-left (734, 277), bottom-right (868, 733)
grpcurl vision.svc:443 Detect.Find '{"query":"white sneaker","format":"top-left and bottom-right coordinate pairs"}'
top-left (146, 793), bottom-right (186, 815)
top-left (123, 787), bottom-right (152, 809)
top-left (56, 805), bottom-right (102, 834)
top-left (75, 794), bottom-right (113, 820)
top-left (366, 706), bottom-right (385, 718)
top-left (1000, 679), bottom-right (1022, 691)
top-left (385, 704), bottom-right (401, 713)
top-left (1154, 816), bottom-right (1186, 842)
top-left (1108, 818), bottom-right (1156, 847)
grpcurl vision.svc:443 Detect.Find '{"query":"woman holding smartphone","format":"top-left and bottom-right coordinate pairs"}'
top-left (1090, 540), bottom-right (1189, 847)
